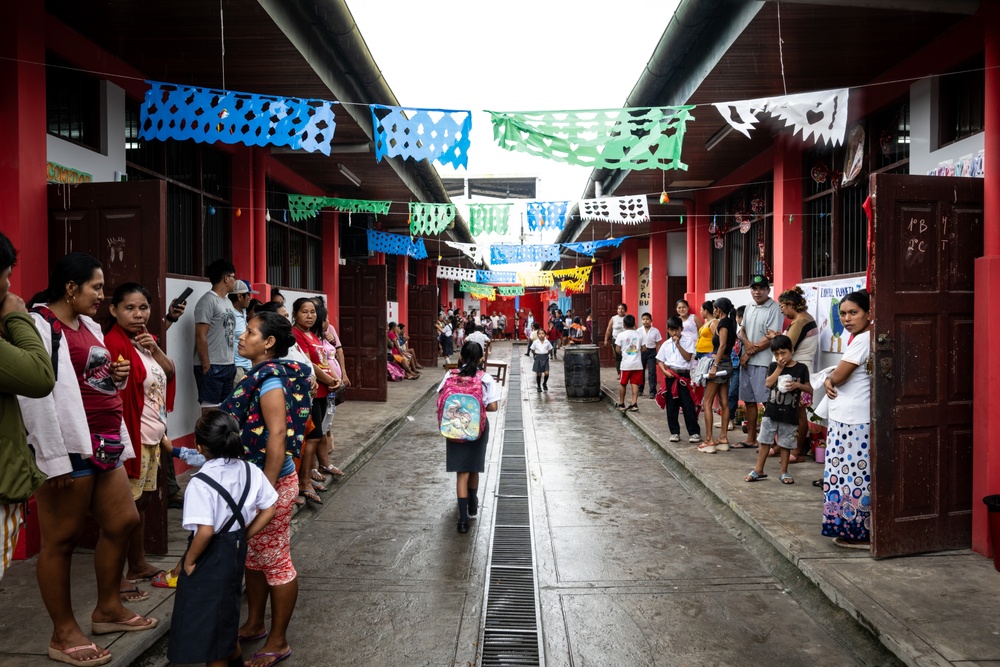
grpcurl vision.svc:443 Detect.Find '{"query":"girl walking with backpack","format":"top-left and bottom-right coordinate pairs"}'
top-left (167, 410), bottom-right (277, 667)
top-left (438, 341), bottom-right (501, 534)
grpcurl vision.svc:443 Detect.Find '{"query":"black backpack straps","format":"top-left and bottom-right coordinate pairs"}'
top-left (192, 461), bottom-right (253, 533)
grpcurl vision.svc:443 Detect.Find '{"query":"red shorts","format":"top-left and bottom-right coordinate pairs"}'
top-left (620, 370), bottom-right (643, 386)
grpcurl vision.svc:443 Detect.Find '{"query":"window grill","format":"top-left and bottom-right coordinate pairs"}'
top-left (612, 257), bottom-right (622, 286)
top-left (939, 54), bottom-right (984, 146)
top-left (386, 255), bottom-right (398, 302)
top-left (265, 181), bottom-right (322, 291)
top-left (708, 175), bottom-right (773, 290)
top-left (47, 54), bottom-right (101, 151)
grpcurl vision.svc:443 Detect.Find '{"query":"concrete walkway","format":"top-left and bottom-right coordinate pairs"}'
top-left (0, 367), bottom-right (444, 667)
top-left (597, 366), bottom-right (1000, 667)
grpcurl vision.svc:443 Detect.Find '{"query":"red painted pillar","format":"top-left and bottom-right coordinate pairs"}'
top-left (602, 261), bottom-right (614, 285)
top-left (252, 148), bottom-right (268, 286)
top-left (649, 227), bottom-right (669, 387)
top-left (772, 134), bottom-right (803, 292)
top-left (322, 211), bottom-right (340, 326)
top-left (416, 260), bottom-right (429, 285)
top-left (396, 255), bottom-right (409, 329)
top-left (690, 198), bottom-right (710, 302)
top-left (368, 253), bottom-right (385, 266)
top-left (231, 146), bottom-right (254, 280)
top-left (439, 279), bottom-right (450, 311)
top-left (0, 1), bottom-right (47, 295)
top-left (621, 238), bottom-right (639, 314)
top-left (972, 3), bottom-right (1000, 557)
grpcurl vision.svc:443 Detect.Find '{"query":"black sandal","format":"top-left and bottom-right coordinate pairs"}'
top-left (811, 479), bottom-right (823, 488)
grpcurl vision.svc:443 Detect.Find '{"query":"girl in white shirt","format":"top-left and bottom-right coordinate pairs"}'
top-left (167, 410), bottom-right (277, 667)
top-left (530, 331), bottom-right (554, 392)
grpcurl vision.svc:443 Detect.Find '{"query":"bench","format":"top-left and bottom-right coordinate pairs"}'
top-left (485, 360), bottom-right (508, 386)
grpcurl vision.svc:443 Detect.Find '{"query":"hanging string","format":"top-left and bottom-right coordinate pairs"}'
top-left (220, 0), bottom-right (227, 90)
top-left (776, 1), bottom-right (787, 95)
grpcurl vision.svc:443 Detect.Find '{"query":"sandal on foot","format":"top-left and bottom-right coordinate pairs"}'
top-left (119, 585), bottom-right (149, 602)
top-left (238, 629), bottom-right (268, 642)
top-left (780, 473), bottom-right (795, 484)
top-left (151, 571), bottom-right (177, 589)
top-left (317, 464), bottom-right (345, 476)
top-left (715, 440), bottom-right (730, 452)
top-left (745, 470), bottom-right (767, 482)
top-left (811, 479), bottom-right (824, 488)
top-left (310, 469), bottom-right (326, 483)
top-left (311, 481), bottom-right (327, 492)
top-left (92, 614), bottom-right (157, 635)
top-left (697, 441), bottom-right (717, 454)
top-left (125, 569), bottom-right (164, 583)
top-left (246, 648), bottom-right (292, 667)
top-left (788, 454), bottom-right (806, 464)
top-left (833, 537), bottom-right (870, 550)
top-left (300, 489), bottom-right (322, 505)
top-left (729, 441), bottom-right (755, 449)
top-left (48, 643), bottom-right (112, 667)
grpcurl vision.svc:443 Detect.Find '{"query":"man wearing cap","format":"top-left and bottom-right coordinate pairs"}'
top-left (228, 279), bottom-right (259, 386)
top-left (737, 275), bottom-right (783, 449)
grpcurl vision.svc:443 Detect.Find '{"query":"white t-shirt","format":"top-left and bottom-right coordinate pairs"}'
top-left (828, 330), bottom-right (871, 425)
top-left (655, 331), bottom-right (697, 370)
top-left (609, 314), bottom-right (625, 340)
top-left (467, 331), bottom-right (491, 353)
top-left (436, 369), bottom-right (503, 406)
top-left (182, 458), bottom-right (278, 533)
top-left (530, 339), bottom-right (553, 356)
top-left (615, 329), bottom-right (644, 371)
top-left (135, 344), bottom-right (168, 445)
top-left (640, 326), bottom-right (662, 350)
top-left (681, 314), bottom-right (699, 339)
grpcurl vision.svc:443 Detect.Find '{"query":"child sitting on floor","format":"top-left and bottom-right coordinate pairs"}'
top-left (745, 335), bottom-right (811, 485)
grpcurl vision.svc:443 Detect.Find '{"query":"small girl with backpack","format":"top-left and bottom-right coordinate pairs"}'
top-left (167, 410), bottom-right (278, 667)
top-left (437, 341), bottom-right (501, 534)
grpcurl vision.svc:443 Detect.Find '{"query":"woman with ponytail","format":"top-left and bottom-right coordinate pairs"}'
top-left (167, 410), bottom-right (278, 667)
top-left (222, 311), bottom-right (311, 666)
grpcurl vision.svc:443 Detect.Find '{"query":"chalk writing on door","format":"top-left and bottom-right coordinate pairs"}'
top-left (904, 217), bottom-right (930, 267)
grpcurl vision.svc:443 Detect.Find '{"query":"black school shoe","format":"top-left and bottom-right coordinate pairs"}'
top-left (457, 521), bottom-right (469, 534)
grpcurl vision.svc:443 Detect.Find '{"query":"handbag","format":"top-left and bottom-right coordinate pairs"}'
top-left (333, 383), bottom-right (348, 406)
top-left (89, 433), bottom-right (125, 473)
top-left (0, 435), bottom-right (47, 503)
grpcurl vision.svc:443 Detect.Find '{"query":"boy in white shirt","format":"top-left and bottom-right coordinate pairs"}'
top-left (655, 316), bottom-right (702, 443)
top-left (639, 313), bottom-right (663, 399)
top-left (529, 330), bottom-right (553, 392)
top-left (614, 314), bottom-right (644, 412)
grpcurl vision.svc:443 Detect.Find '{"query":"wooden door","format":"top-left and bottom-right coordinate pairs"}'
top-left (340, 265), bottom-right (387, 401)
top-left (667, 277), bottom-right (687, 316)
top-left (47, 180), bottom-right (170, 554)
top-left (48, 181), bottom-right (168, 341)
top-left (571, 293), bottom-right (589, 323)
top-left (407, 283), bottom-right (439, 367)
top-left (870, 174), bottom-right (983, 558)
top-left (591, 284), bottom-right (622, 367)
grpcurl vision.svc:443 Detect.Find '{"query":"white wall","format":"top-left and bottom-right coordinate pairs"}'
top-left (46, 81), bottom-right (127, 183)
top-left (165, 278), bottom-right (328, 442)
top-left (667, 231), bottom-right (687, 276)
top-left (909, 78), bottom-right (985, 176)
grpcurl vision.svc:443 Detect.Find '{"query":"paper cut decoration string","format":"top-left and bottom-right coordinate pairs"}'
top-left (476, 270), bottom-right (518, 284)
top-left (444, 241), bottom-right (490, 266)
top-left (409, 203), bottom-right (456, 235)
top-left (288, 195), bottom-right (390, 222)
top-left (490, 244), bottom-right (560, 265)
top-left (468, 203), bottom-right (512, 236)
top-left (580, 196), bottom-right (649, 224)
top-left (497, 286), bottom-right (524, 296)
top-left (436, 265), bottom-right (478, 282)
top-left (712, 88), bottom-right (850, 146)
top-left (526, 201), bottom-right (571, 232)
top-left (140, 81), bottom-right (337, 155)
top-left (562, 237), bottom-right (626, 257)
top-left (371, 105), bottom-right (472, 169)
top-left (460, 280), bottom-right (496, 301)
top-left (366, 229), bottom-right (427, 259)
top-left (553, 266), bottom-right (593, 292)
top-left (517, 271), bottom-right (555, 288)
top-left (488, 106), bottom-right (694, 171)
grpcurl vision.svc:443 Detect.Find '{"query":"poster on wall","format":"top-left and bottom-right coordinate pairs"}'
top-left (387, 301), bottom-right (399, 325)
top-left (637, 248), bottom-right (650, 310)
top-left (803, 276), bottom-right (867, 355)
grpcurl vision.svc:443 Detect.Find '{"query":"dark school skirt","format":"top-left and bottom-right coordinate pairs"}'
top-left (167, 529), bottom-right (247, 664)
top-left (532, 355), bottom-right (550, 374)
top-left (446, 421), bottom-right (489, 473)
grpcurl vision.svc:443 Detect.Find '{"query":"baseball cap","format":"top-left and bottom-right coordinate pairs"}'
top-left (749, 274), bottom-right (770, 289)
top-left (233, 280), bottom-right (260, 295)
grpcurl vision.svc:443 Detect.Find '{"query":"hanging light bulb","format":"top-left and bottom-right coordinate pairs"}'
top-left (235, 208), bottom-right (242, 217)
top-left (265, 209), bottom-right (271, 222)
top-left (207, 205), bottom-right (216, 215)
top-left (591, 256), bottom-right (597, 263)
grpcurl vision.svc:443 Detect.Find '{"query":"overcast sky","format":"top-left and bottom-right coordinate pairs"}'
top-left (349, 1), bottom-right (681, 204)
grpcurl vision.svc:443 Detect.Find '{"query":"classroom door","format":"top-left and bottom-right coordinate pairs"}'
top-left (340, 265), bottom-right (388, 402)
top-left (592, 284), bottom-right (622, 367)
top-left (407, 283), bottom-right (439, 367)
top-left (869, 174), bottom-right (983, 558)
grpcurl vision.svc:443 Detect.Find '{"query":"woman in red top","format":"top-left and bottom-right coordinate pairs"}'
top-left (291, 298), bottom-right (340, 505)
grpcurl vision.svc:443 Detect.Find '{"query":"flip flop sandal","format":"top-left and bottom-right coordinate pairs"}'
top-left (310, 469), bottom-right (326, 483)
top-left (92, 614), bottom-right (158, 635)
top-left (300, 489), bottom-right (323, 505)
top-left (728, 441), bottom-right (755, 449)
top-left (119, 586), bottom-right (149, 602)
top-left (247, 648), bottom-right (292, 667)
top-left (745, 470), bottom-right (767, 482)
top-left (311, 481), bottom-right (327, 492)
top-left (125, 569), bottom-right (164, 583)
top-left (780, 473), bottom-right (795, 484)
top-left (833, 537), bottom-right (871, 550)
top-left (238, 630), bottom-right (269, 642)
top-left (151, 571), bottom-right (178, 589)
top-left (811, 479), bottom-right (824, 488)
top-left (48, 643), bottom-right (112, 667)
top-left (317, 464), bottom-right (345, 476)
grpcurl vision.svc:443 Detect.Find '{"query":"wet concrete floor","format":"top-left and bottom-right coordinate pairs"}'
top-left (268, 343), bottom-right (898, 666)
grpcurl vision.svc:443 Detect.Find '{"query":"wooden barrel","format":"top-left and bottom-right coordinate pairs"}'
top-left (563, 344), bottom-right (602, 402)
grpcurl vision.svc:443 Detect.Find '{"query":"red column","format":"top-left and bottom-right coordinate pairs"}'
top-left (620, 238), bottom-right (639, 314)
top-left (649, 227), bottom-right (669, 389)
top-left (690, 198), bottom-right (710, 302)
top-left (322, 211), bottom-right (340, 325)
top-left (252, 148), bottom-right (267, 286)
top-left (602, 261), bottom-right (614, 285)
top-left (0, 1), bottom-right (47, 295)
top-left (772, 134), bottom-right (803, 291)
top-left (396, 255), bottom-right (409, 329)
top-left (439, 279), bottom-right (450, 311)
top-left (416, 260), bottom-right (429, 285)
top-left (972, 3), bottom-right (1000, 557)
top-left (231, 146), bottom-right (254, 281)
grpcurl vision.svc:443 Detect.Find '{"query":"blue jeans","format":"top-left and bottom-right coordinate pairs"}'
top-left (728, 365), bottom-right (741, 421)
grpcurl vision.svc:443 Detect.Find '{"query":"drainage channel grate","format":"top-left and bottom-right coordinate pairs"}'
top-left (481, 354), bottom-right (541, 666)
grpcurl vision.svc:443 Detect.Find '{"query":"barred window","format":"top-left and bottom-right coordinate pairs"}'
top-left (47, 54), bottom-right (101, 152)
top-left (386, 255), bottom-right (398, 302)
top-left (265, 180), bottom-right (322, 291)
top-left (125, 101), bottom-right (230, 277)
top-left (802, 97), bottom-right (909, 279)
top-left (708, 176), bottom-right (773, 290)
top-left (939, 54), bottom-right (984, 146)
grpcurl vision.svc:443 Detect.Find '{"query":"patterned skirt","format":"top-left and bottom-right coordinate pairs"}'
top-left (821, 420), bottom-right (871, 541)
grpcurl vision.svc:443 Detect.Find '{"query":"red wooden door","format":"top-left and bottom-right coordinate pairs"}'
top-left (47, 180), bottom-right (170, 554)
top-left (407, 283), bottom-right (439, 367)
top-left (340, 265), bottom-right (388, 402)
top-left (571, 293), bottom-right (589, 323)
top-left (592, 284), bottom-right (622, 368)
top-left (870, 174), bottom-right (983, 558)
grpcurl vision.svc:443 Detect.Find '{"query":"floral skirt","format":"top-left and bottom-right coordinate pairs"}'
top-left (822, 420), bottom-right (871, 541)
